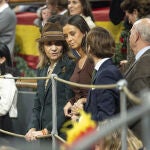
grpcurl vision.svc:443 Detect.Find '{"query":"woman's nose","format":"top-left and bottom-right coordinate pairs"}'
top-left (67, 35), bottom-right (72, 42)
top-left (51, 44), bottom-right (57, 51)
top-left (68, 3), bottom-right (72, 8)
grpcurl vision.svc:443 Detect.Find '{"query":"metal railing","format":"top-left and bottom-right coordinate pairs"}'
top-left (0, 74), bottom-right (150, 150)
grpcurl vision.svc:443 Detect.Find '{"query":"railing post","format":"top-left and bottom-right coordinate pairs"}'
top-left (141, 90), bottom-right (150, 149)
top-left (117, 79), bottom-right (128, 150)
top-left (51, 74), bottom-right (58, 150)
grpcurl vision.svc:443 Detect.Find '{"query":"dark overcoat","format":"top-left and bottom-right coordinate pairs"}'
top-left (29, 55), bottom-right (75, 134)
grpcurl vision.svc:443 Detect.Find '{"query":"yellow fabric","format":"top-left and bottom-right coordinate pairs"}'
top-left (95, 21), bottom-right (124, 43)
top-left (15, 25), bottom-right (40, 56)
top-left (15, 21), bottom-right (123, 56)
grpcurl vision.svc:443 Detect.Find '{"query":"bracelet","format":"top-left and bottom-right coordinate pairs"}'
top-left (42, 129), bottom-right (48, 135)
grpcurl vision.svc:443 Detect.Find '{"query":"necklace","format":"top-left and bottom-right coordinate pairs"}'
top-left (45, 62), bottom-right (57, 88)
top-left (47, 62), bottom-right (57, 75)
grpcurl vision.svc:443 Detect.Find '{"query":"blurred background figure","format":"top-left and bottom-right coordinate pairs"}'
top-left (109, 0), bottom-right (125, 25)
top-left (67, 0), bottom-right (95, 29)
top-left (47, 0), bottom-right (68, 26)
top-left (46, 0), bottom-right (68, 15)
top-left (12, 2), bottom-right (42, 13)
top-left (13, 5), bottom-right (36, 13)
top-left (94, 121), bottom-right (143, 150)
top-left (0, 0), bottom-right (17, 59)
top-left (46, 0), bottom-right (58, 15)
top-left (47, 0), bottom-right (96, 29)
top-left (0, 42), bottom-right (18, 146)
top-left (33, 5), bottom-right (51, 29)
top-left (121, 0), bottom-right (150, 25)
top-left (119, 0), bottom-right (150, 72)
top-left (57, 0), bottom-right (68, 15)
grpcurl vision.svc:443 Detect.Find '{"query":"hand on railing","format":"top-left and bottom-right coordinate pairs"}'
top-left (25, 128), bottom-right (36, 141)
top-left (25, 128), bottom-right (49, 141)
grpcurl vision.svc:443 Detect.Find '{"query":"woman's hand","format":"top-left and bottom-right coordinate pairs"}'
top-left (64, 101), bottom-right (73, 117)
top-left (31, 130), bottom-right (43, 138)
top-left (71, 102), bottom-right (83, 115)
top-left (25, 128), bottom-right (36, 142)
top-left (120, 60), bottom-right (128, 66)
top-left (71, 98), bottom-right (86, 115)
top-left (71, 115), bottom-right (80, 122)
top-left (25, 128), bottom-right (48, 142)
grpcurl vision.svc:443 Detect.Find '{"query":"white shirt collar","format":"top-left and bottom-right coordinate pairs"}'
top-left (135, 46), bottom-right (150, 61)
top-left (59, 9), bottom-right (67, 15)
top-left (95, 58), bottom-right (110, 71)
top-left (0, 3), bottom-right (9, 13)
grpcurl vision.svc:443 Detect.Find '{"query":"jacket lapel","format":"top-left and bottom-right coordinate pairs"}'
top-left (91, 69), bottom-right (97, 84)
top-left (124, 61), bottom-right (137, 78)
top-left (92, 59), bottom-right (113, 83)
top-left (124, 49), bottom-right (150, 78)
top-left (38, 66), bottom-right (48, 101)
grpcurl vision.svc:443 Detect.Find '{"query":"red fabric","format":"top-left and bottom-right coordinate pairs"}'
top-left (16, 8), bottom-right (110, 25)
top-left (18, 54), bottom-right (39, 69)
top-left (93, 7), bottom-right (110, 21)
top-left (16, 12), bottom-right (37, 25)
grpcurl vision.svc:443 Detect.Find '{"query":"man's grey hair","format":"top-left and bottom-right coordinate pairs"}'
top-left (134, 18), bottom-right (150, 43)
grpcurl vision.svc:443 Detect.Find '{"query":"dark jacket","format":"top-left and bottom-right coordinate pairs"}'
top-left (85, 59), bottom-right (123, 121)
top-left (124, 49), bottom-right (150, 95)
top-left (29, 56), bottom-right (75, 134)
top-left (124, 49), bottom-right (150, 139)
top-left (109, 0), bottom-right (125, 25)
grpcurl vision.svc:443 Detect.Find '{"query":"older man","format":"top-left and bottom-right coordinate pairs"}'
top-left (0, 0), bottom-right (17, 58)
top-left (124, 18), bottom-right (150, 140)
top-left (125, 18), bottom-right (150, 95)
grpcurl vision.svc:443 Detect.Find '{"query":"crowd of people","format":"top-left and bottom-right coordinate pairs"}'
top-left (0, 0), bottom-right (150, 149)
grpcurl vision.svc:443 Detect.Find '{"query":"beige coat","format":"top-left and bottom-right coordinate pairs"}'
top-left (124, 49), bottom-right (150, 140)
top-left (124, 49), bottom-right (150, 95)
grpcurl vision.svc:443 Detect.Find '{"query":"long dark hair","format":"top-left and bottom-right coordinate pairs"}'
top-left (78, 0), bottom-right (95, 22)
top-left (63, 15), bottom-right (90, 52)
top-left (0, 42), bottom-right (13, 75)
